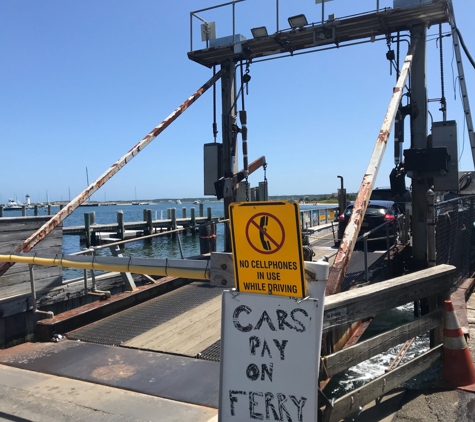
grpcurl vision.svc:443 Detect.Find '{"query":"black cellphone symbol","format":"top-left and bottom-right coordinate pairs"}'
top-left (259, 216), bottom-right (271, 250)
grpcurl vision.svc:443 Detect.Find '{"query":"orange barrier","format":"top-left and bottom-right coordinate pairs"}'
top-left (443, 300), bottom-right (475, 390)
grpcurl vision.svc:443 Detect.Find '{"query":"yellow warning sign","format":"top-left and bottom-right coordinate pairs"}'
top-left (229, 201), bottom-right (306, 298)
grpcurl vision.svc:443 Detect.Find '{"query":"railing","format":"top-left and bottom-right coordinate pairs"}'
top-left (435, 195), bottom-right (475, 288)
top-left (13, 217), bottom-right (227, 312)
top-left (320, 264), bottom-right (456, 421)
top-left (308, 212), bottom-right (407, 284)
top-left (359, 213), bottom-right (406, 281)
top-left (189, 0), bottom-right (244, 52)
top-left (300, 207), bottom-right (337, 232)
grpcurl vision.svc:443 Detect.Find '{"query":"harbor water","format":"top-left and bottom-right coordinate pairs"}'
top-left (324, 303), bottom-right (430, 398)
top-left (3, 201), bottom-right (331, 278)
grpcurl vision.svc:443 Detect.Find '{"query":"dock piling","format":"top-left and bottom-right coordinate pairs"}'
top-left (84, 213), bottom-right (92, 247)
top-left (117, 211), bottom-right (125, 240)
top-left (191, 208), bottom-right (196, 235)
top-left (199, 223), bottom-right (216, 255)
top-left (171, 208), bottom-right (177, 238)
top-left (146, 209), bottom-right (153, 237)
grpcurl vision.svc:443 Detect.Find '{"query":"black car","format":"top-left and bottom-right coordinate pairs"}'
top-left (370, 186), bottom-right (411, 213)
top-left (337, 200), bottom-right (402, 245)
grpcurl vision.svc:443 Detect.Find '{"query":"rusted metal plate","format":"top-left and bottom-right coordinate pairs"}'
top-left (0, 340), bottom-right (220, 408)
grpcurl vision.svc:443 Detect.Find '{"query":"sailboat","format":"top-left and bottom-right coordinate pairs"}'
top-left (79, 167), bottom-right (100, 207)
top-left (132, 187), bottom-right (140, 205)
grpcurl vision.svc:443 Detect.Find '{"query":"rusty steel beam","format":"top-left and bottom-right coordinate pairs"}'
top-left (0, 69), bottom-right (226, 278)
top-left (232, 155), bottom-right (266, 185)
top-left (325, 38), bottom-right (419, 296)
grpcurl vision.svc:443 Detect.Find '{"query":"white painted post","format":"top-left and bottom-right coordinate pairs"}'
top-left (304, 260), bottom-right (329, 298)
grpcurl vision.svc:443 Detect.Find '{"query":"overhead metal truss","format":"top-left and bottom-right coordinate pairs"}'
top-left (188, 0), bottom-right (451, 68)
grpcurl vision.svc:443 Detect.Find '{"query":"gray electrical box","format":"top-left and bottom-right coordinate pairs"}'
top-left (433, 120), bottom-right (459, 192)
top-left (204, 143), bottom-right (223, 196)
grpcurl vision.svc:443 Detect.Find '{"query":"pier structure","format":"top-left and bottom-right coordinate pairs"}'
top-left (3, 1), bottom-right (475, 421)
top-left (64, 207), bottom-right (218, 247)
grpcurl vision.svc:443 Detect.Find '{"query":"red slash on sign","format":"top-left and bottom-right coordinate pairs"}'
top-left (245, 212), bottom-right (285, 254)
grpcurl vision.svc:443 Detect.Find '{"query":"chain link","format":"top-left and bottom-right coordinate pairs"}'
top-left (439, 23), bottom-right (446, 116)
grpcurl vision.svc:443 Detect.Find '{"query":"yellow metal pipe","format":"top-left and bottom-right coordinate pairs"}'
top-left (0, 254), bottom-right (210, 280)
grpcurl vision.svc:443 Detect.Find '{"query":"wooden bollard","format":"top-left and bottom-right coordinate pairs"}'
top-left (117, 210), bottom-right (125, 240)
top-left (22, 205), bottom-right (26, 216)
top-left (199, 223), bottom-right (216, 255)
top-left (146, 209), bottom-right (153, 236)
top-left (0, 206), bottom-right (3, 217)
top-left (143, 209), bottom-right (147, 221)
top-left (207, 207), bottom-right (212, 221)
top-left (171, 208), bottom-right (177, 238)
top-left (84, 213), bottom-right (92, 247)
top-left (191, 207), bottom-right (196, 236)
top-left (47, 205), bottom-right (52, 215)
top-left (182, 207), bottom-right (187, 218)
top-left (34, 205), bottom-right (38, 216)
top-left (89, 211), bottom-right (96, 225)
top-left (167, 208), bottom-right (171, 219)
top-left (199, 203), bottom-right (204, 217)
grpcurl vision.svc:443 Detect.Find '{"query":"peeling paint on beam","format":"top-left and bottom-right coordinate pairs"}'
top-left (326, 39), bottom-right (419, 296)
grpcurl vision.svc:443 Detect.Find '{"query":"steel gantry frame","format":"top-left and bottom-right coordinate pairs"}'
top-left (188, 1), bottom-right (454, 289)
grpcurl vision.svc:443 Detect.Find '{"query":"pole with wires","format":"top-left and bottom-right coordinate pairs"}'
top-left (240, 62), bottom-right (251, 201)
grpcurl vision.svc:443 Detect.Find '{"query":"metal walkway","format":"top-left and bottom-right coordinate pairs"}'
top-left (67, 281), bottom-right (222, 355)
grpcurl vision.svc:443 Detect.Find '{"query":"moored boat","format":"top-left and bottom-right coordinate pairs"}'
top-left (3, 199), bottom-right (22, 210)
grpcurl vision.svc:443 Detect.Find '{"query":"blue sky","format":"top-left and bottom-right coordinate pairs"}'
top-left (1, 0), bottom-right (474, 203)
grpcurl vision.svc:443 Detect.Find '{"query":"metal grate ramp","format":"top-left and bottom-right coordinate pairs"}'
top-left (197, 339), bottom-right (222, 362)
top-left (67, 281), bottom-right (222, 352)
top-left (342, 250), bottom-right (385, 291)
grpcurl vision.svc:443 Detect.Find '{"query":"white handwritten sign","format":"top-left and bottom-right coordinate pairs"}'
top-left (218, 291), bottom-right (324, 422)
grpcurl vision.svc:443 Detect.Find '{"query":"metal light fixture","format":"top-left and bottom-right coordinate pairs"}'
top-left (288, 14), bottom-right (308, 29)
top-left (251, 26), bottom-right (268, 38)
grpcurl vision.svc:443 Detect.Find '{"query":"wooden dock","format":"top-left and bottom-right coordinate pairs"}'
top-left (63, 216), bottom-right (217, 236)
top-left (63, 207), bottom-right (220, 246)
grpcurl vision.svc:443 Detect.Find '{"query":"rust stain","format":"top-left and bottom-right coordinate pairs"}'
top-left (91, 364), bottom-right (137, 381)
top-left (377, 130), bottom-right (390, 144)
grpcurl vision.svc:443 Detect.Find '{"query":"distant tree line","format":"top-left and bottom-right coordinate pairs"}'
top-left (268, 193), bottom-right (357, 203)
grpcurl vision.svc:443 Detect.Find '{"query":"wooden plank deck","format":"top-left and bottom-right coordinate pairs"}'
top-left (123, 296), bottom-right (221, 357)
